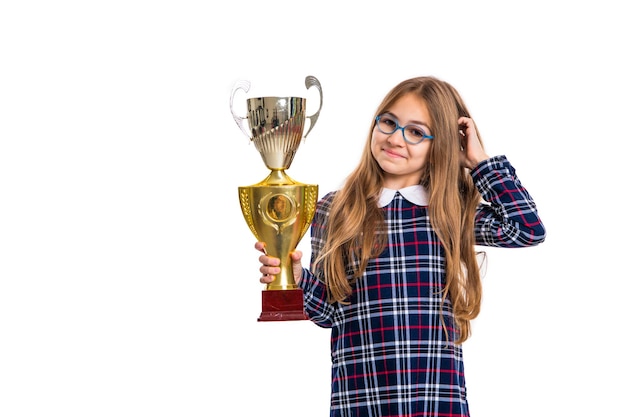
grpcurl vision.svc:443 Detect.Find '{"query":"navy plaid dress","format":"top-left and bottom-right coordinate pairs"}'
top-left (299, 156), bottom-right (546, 417)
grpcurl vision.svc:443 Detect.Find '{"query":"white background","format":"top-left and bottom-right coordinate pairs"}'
top-left (1, 1), bottom-right (624, 416)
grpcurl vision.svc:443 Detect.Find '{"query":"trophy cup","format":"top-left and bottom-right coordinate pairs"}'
top-left (230, 76), bottom-right (322, 321)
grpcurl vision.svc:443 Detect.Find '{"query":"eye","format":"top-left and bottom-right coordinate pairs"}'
top-left (406, 125), bottom-right (426, 140)
top-left (380, 114), bottom-right (397, 128)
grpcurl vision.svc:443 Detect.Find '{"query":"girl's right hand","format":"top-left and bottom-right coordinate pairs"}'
top-left (254, 241), bottom-right (303, 285)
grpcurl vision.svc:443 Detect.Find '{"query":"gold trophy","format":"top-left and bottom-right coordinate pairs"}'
top-left (230, 76), bottom-right (322, 321)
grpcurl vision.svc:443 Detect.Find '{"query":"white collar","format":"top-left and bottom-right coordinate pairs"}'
top-left (378, 185), bottom-right (429, 207)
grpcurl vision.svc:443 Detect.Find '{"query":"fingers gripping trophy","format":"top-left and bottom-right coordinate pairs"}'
top-left (230, 76), bottom-right (323, 321)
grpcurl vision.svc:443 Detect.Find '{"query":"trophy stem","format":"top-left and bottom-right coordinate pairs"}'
top-left (263, 169), bottom-right (296, 186)
top-left (266, 250), bottom-right (299, 291)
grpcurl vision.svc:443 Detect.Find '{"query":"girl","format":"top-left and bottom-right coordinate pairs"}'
top-left (256, 76), bottom-right (546, 417)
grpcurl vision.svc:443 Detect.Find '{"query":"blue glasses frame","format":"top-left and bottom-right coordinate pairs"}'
top-left (375, 114), bottom-right (434, 145)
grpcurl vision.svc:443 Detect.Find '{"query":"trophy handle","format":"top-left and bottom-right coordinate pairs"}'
top-left (230, 79), bottom-right (251, 138)
top-left (303, 75), bottom-right (323, 138)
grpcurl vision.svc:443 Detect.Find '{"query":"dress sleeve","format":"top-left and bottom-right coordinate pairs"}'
top-left (471, 155), bottom-right (546, 247)
top-left (298, 192), bottom-right (336, 328)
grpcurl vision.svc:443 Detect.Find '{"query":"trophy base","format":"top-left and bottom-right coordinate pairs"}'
top-left (258, 288), bottom-right (308, 322)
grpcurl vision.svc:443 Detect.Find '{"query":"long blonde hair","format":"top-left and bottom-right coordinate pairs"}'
top-left (314, 76), bottom-right (484, 344)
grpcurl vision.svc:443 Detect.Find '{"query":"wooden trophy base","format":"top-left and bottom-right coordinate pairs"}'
top-left (258, 288), bottom-right (308, 322)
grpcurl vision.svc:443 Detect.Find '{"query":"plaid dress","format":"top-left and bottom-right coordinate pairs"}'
top-left (299, 155), bottom-right (546, 417)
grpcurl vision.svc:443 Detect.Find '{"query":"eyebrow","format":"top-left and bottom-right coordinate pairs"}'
top-left (385, 111), bottom-right (432, 132)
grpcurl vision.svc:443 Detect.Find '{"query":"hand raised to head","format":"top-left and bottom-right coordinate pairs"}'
top-left (458, 117), bottom-right (489, 169)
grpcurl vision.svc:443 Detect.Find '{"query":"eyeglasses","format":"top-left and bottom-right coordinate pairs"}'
top-left (375, 113), bottom-right (434, 145)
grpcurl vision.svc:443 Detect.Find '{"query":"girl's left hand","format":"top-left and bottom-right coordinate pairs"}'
top-left (458, 117), bottom-right (489, 169)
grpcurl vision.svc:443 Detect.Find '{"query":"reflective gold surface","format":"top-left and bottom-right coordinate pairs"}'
top-left (239, 171), bottom-right (318, 290)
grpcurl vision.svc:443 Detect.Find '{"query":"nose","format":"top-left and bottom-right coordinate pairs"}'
top-left (387, 127), bottom-right (406, 146)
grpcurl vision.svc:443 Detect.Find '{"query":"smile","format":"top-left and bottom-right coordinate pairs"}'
top-left (384, 148), bottom-right (405, 158)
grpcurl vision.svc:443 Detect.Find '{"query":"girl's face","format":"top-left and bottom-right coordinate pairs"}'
top-left (371, 94), bottom-right (433, 189)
